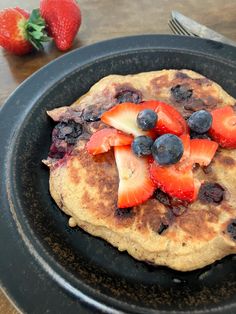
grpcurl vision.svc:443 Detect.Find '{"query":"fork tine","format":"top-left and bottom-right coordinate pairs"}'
top-left (168, 20), bottom-right (182, 36)
top-left (171, 18), bottom-right (193, 36)
top-left (168, 19), bottom-right (187, 36)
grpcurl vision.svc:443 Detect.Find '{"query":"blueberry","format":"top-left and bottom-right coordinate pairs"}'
top-left (116, 90), bottom-right (142, 104)
top-left (151, 134), bottom-right (183, 165)
top-left (53, 120), bottom-right (82, 144)
top-left (137, 109), bottom-right (158, 131)
top-left (132, 136), bottom-right (154, 157)
top-left (188, 110), bottom-right (212, 134)
top-left (83, 105), bottom-right (104, 122)
top-left (171, 85), bottom-right (193, 102)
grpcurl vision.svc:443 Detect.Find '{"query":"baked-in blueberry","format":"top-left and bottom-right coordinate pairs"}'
top-left (188, 110), bottom-right (212, 134)
top-left (151, 134), bottom-right (183, 165)
top-left (53, 120), bottom-right (82, 144)
top-left (171, 84), bottom-right (193, 102)
top-left (131, 136), bottom-right (154, 157)
top-left (137, 109), bottom-right (158, 131)
top-left (116, 90), bottom-right (142, 104)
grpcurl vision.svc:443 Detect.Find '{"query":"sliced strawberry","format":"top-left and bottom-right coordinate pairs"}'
top-left (190, 139), bottom-right (218, 166)
top-left (101, 102), bottom-right (156, 137)
top-left (86, 128), bottom-right (133, 155)
top-left (114, 146), bottom-right (155, 208)
top-left (209, 106), bottom-right (236, 148)
top-left (139, 100), bottom-right (188, 135)
top-left (149, 161), bottom-right (196, 202)
top-left (154, 101), bottom-right (188, 135)
top-left (149, 132), bottom-right (196, 202)
top-left (180, 134), bottom-right (191, 160)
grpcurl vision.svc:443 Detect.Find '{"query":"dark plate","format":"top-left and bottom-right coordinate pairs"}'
top-left (0, 35), bottom-right (236, 314)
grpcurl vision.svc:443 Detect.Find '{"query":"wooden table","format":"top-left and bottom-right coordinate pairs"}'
top-left (0, 0), bottom-right (235, 312)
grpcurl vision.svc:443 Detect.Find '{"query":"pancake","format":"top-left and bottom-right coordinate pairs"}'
top-left (44, 69), bottom-right (236, 271)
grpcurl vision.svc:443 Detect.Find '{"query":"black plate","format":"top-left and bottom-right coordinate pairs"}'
top-left (0, 35), bottom-right (236, 314)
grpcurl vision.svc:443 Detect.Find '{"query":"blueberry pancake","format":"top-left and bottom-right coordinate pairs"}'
top-left (43, 69), bottom-right (236, 271)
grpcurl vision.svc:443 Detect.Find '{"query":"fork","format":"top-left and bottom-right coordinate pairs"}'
top-left (168, 17), bottom-right (196, 37)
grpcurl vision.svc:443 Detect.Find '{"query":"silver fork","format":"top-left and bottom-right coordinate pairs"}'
top-left (168, 16), bottom-right (196, 37)
top-left (168, 11), bottom-right (236, 47)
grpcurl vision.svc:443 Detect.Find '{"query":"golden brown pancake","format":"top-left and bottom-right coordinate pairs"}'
top-left (44, 69), bottom-right (236, 271)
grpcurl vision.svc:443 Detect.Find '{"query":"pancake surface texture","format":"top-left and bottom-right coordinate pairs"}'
top-left (45, 69), bottom-right (236, 271)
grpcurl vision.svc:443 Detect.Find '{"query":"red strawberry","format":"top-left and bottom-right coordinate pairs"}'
top-left (139, 100), bottom-right (188, 135)
top-left (101, 103), bottom-right (156, 138)
top-left (86, 128), bottom-right (133, 155)
top-left (190, 139), bottom-right (218, 166)
top-left (209, 106), bottom-right (236, 148)
top-left (149, 161), bottom-right (197, 202)
top-left (0, 8), bottom-right (49, 55)
top-left (14, 7), bottom-right (29, 19)
top-left (179, 134), bottom-right (191, 161)
top-left (114, 146), bottom-right (155, 208)
top-left (154, 101), bottom-right (187, 135)
top-left (40, 0), bottom-right (81, 51)
top-left (149, 134), bottom-right (200, 202)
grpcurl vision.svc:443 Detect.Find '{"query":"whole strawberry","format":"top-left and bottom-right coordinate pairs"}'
top-left (40, 0), bottom-right (82, 51)
top-left (0, 8), bottom-right (49, 55)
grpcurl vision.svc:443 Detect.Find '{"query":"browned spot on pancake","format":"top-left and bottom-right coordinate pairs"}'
top-left (177, 210), bottom-right (216, 240)
top-left (69, 149), bottom-right (119, 218)
top-left (215, 154), bottom-right (236, 167)
top-left (175, 72), bottom-right (190, 79)
top-left (114, 207), bottom-right (136, 228)
top-left (154, 189), bottom-right (188, 217)
top-left (174, 72), bottom-right (213, 87)
top-left (207, 206), bottom-right (220, 223)
top-left (150, 74), bottom-right (169, 92)
top-left (68, 159), bottom-right (81, 184)
top-left (218, 202), bottom-right (235, 216)
top-left (203, 96), bottom-right (218, 109)
top-left (194, 78), bottom-right (212, 86)
top-left (81, 190), bottom-right (91, 205)
top-left (136, 199), bottom-right (169, 234)
top-left (184, 98), bottom-right (206, 112)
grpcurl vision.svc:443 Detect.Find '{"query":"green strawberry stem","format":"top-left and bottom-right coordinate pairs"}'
top-left (25, 9), bottom-right (50, 50)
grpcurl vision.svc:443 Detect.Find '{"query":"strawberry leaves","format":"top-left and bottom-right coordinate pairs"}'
top-left (25, 9), bottom-right (51, 50)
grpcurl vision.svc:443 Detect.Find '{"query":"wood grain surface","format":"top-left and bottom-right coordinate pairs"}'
top-left (0, 0), bottom-right (235, 312)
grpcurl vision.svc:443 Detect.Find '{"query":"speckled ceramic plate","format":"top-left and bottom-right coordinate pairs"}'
top-left (0, 35), bottom-right (236, 314)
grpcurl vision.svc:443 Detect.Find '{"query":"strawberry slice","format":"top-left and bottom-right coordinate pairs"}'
top-left (154, 101), bottom-right (188, 136)
top-left (101, 102), bottom-right (156, 138)
top-left (86, 128), bottom-right (133, 155)
top-left (149, 161), bottom-right (196, 202)
top-left (190, 139), bottom-right (218, 166)
top-left (149, 134), bottom-right (199, 202)
top-left (114, 146), bottom-right (155, 208)
top-left (209, 106), bottom-right (236, 148)
top-left (180, 134), bottom-right (191, 160)
top-left (138, 100), bottom-right (188, 135)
